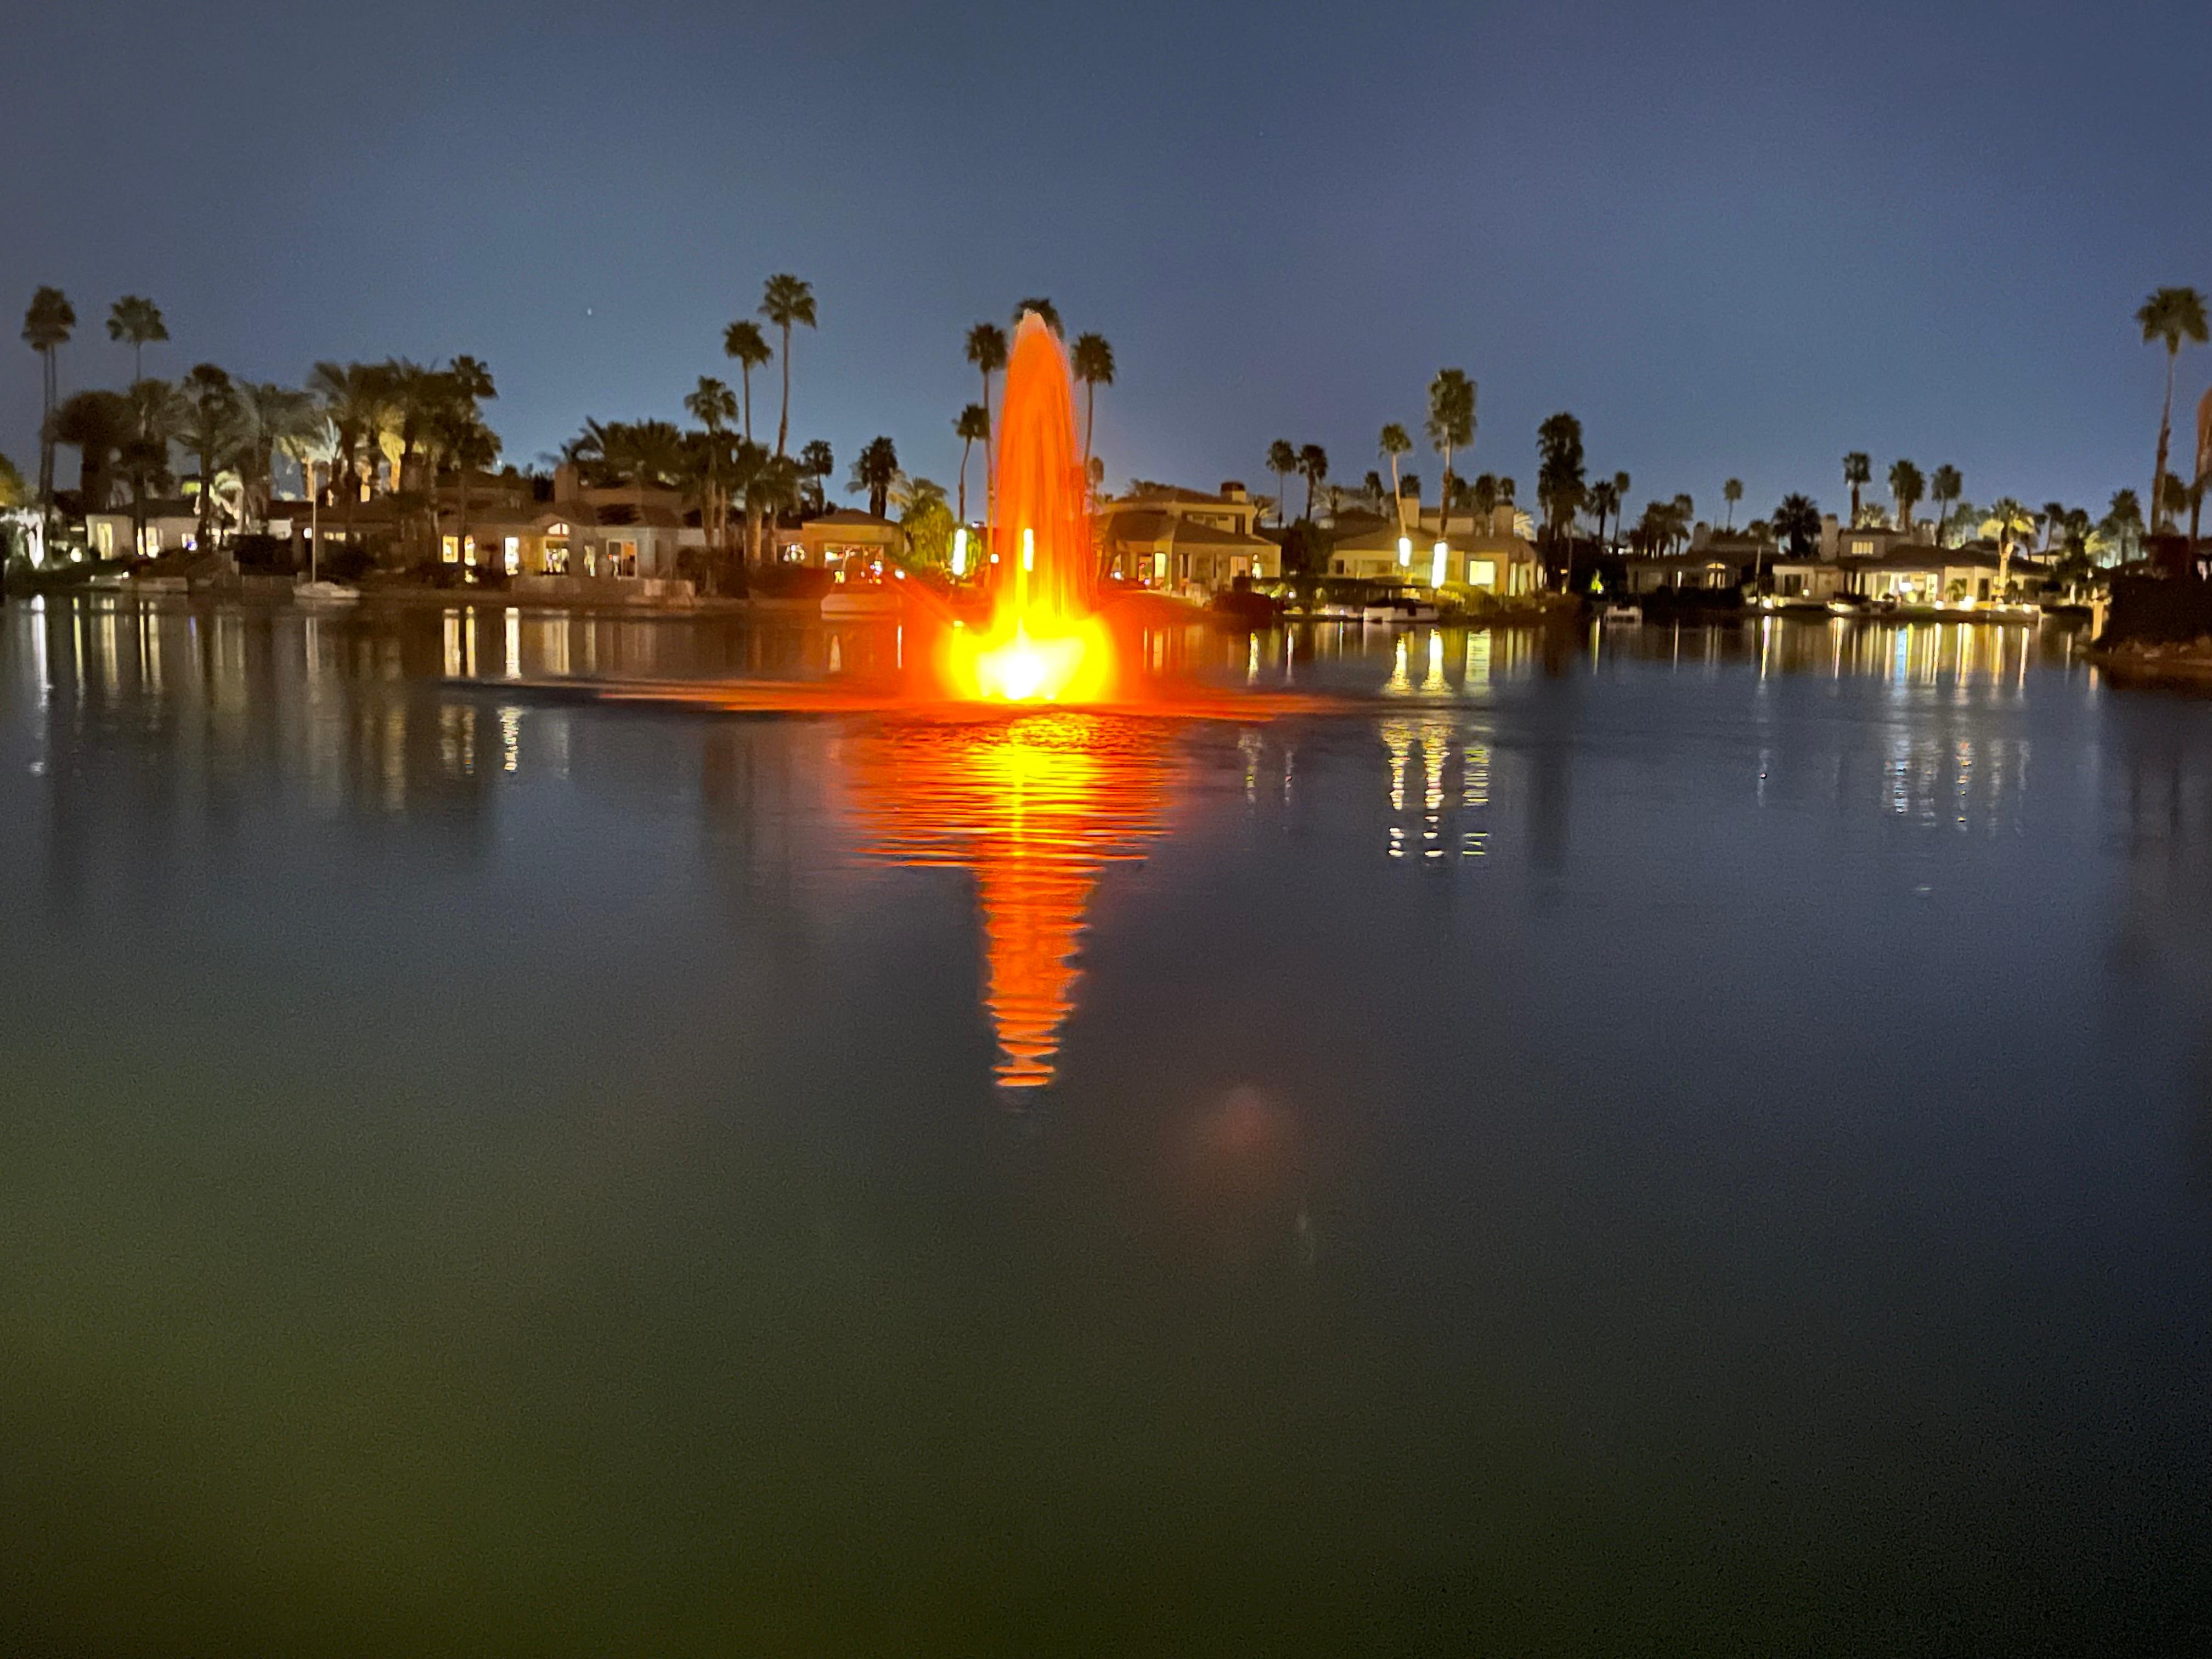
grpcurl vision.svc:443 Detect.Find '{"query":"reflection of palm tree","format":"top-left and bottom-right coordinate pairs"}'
top-left (954, 403), bottom-right (989, 522)
top-left (759, 273), bottom-right (816, 458)
top-left (2137, 287), bottom-right (2208, 530)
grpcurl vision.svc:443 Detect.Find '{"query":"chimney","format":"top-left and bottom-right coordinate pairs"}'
top-left (1220, 481), bottom-right (1247, 501)
top-left (554, 462), bottom-right (581, 505)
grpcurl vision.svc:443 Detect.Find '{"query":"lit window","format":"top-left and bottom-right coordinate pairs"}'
top-left (503, 537), bottom-right (520, 575)
top-left (442, 535), bottom-right (460, 563)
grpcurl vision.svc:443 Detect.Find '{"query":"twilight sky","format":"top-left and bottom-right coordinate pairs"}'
top-left (4, 0), bottom-right (2208, 524)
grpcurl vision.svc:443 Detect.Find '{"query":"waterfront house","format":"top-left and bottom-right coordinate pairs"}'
top-left (1097, 482), bottom-right (1279, 593)
top-left (86, 496), bottom-right (201, 559)
top-left (1767, 557), bottom-right (1846, 600)
top-left (1843, 546), bottom-right (2046, 604)
top-left (1622, 552), bottom-right (1745, 594)
top-left (780, 507), bottom-right (906, 573)
top-left (1322, 501), bottom-right (1541, 594)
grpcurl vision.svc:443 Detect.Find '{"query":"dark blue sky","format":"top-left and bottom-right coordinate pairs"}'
top-left (6, 0), bottom-right (2208, 522)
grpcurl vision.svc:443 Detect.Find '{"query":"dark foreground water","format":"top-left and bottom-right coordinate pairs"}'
top-left (2, 597), bottom-right (2208, 1655)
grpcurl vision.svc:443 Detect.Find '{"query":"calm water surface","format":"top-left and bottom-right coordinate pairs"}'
top-left (3, 597), bottom-right (2208, 1655)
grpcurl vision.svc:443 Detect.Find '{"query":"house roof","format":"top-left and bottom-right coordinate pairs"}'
top-left (1114, 484), bottom-right (1242, 506)
top-left (805, 508), bottom-right (901, 531)
top-left (1844, 545), bottom-right (2042, 572)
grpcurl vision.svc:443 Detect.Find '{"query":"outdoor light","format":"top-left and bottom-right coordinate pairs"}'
top-left (951, 527), bottom-right (968, 577)
top-left (1398, 535), bottom-right (1412, 568)
top-left (1431, 541), bottom-right (1447, 588)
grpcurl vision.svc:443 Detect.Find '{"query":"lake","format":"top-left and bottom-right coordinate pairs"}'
top-left (2, 596), bottom-right (2207, 1654)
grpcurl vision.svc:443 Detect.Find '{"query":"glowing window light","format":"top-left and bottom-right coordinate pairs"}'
top-left (951, 526), bottom-right (968, 577)
top-left (1398, 535), bottom-right (1412, 568)
top-left (1431, 541), bottom-right (1447, 588)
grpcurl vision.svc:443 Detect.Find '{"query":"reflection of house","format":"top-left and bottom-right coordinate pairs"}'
top-left (1623, 553), bottom-right (1744, 593)
top-left (1843, 547), bottom-right (2045, 603)
top-left (1097, 482), bottom-right (1278, 593)
top-left (86, 497), bottom-right (201, 558)
top-left (779, 507), bottom-right (904, 572)
top-left (1322, 502), bottom-right (1541, 594)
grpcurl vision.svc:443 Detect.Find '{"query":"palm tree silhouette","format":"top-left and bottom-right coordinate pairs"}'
top-left (2137, 287), bottom-right (2208, 531)
top-left (965, 323), bottom-right (1008, 519)
top-left (21, 286), bottom-right (76, 544)
top-left (1379, 424), bottom-right (1412, 535)
top-left (759, 274), bottom-right (816, 458)
top-left (1723, 477), bottom-right (1743, 530)
top-left (1426, 370), bottom-right (1476, 543)
top-left (954, 403), bottom-right (989, 523)
top-left (1842, 452), bottom-right (1871, 526)
top-left (1296, 444), bottom-right (1329, 522)
top-left (721, 320), bottom-right (771, 446)
top-left (1887, 460), bottom-right (1923, 538)
top-left (1071, 333), bottom-right (1115, 476)
top-left (106, 296), bottom-right (167, 383)
top-left (1266, 440), bottom-right (1297, 527)
top-left (1928, 465), bottom-right (1962, 546)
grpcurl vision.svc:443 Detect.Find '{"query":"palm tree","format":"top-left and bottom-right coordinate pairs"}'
top-left (1426, 369), bottom-right (1476, 544)
top-left (954, 403), bottom-right (989, 522)
top-left (1266, 439), bottom-right (1297, 527)
top-left (1928, 464), bottom-right (1962, 546)
top-left (849, 436), bottom-right (900, 517)
top-left (1843, 452), bottom-right (1871, 526)
top-left (307, 361), bottom-right (389, 560)
top-left (1887, 460), bottom-right (1924, 539)
top-left (280, 415), bottom-right (340, 582)
top-left (49, 390), bottom-right (133, 514)
top-left (759, 274), bottom-right (816, 458)
top-left (1071, 332), bottom-right (1114, 475)
top-left (1296, 443), bottom-right (1329, 522)
top-left (2137, 286), bottom-right (2209, 530)
top-left (1378, 423), bottom-right (1413, 535)
top-left (964, 321), bottom-right (1008, 517)
top-left (22, 286), bottom-right (76, 544)
top-left (2039, 501), bottom-right (2068, 554)
top-left (229, 382), bottom-right (320, 532)
top-left (798, 439), bottom-right (834, 512)
top-left (1609, 470), bottom-right (1630, 547)
top-left (1722, 477), bottom-right (1743, 530)
top-left (1773, 493), bottom-right (1821, 560)
top-left (1012, 297), bottom-right (1063, 336)
top-left (2103, 488), bottom-right (2145, 564)
top-left (1587, 479), bottom-right (1620, 547)
top-left (120, 377), bottom-right (180, 558)
top-left (685, 376), bottom-right (738, 557)
top-left (106, 295), bottom-right (167, 384)
top-left (1984, 498), bottom-right (2034, 596)
top-left (721, 319), bottom-right (771, 445)
top-left (176, 364), bottom-right (239, 551)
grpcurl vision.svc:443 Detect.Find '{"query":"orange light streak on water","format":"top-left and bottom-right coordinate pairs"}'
top-left (849, 712), bottom-right (1173, 1089)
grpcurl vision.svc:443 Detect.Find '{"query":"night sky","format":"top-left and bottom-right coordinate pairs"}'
top-left (5, 0), bottom-right (2208, 522)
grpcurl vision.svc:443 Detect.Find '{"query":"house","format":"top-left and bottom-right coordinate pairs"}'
top-left (1322, 501), bottom-right (1541, 592)
top-left (1622, 552), bottom-right (1745, 594)
top-left (1097, 482), bottom-right (1278, 593)
top-left (779, 507), bottom-right (906, 573)
top-left (1843, 546), bottom-right (2046, 604)
top-left (1820, 515), bottom-right (1925, 563)
top-left (1766, 557), bottom-right (1846, 600)
top-left (86, 496), bottom-right (203, 559)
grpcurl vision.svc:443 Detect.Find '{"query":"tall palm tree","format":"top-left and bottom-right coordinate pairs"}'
top-left (1722, 477), bottom-right (1743, 530)
top-left (1379, 423), bottom-right (1412, 534)
top-left (1426, 369), bottom-right (1476, 545)
top-left (2039, 501), bottom-right (2068, 554)
top-left (759, 273), bottom-right (816, 458)
top-left (22, 286), bottom-right (76, 545)
top-left (105, 295), bottom-right (168, 385)
top-left (121, 377), bottom-right (180, 558)
top-left (1013, 297), bottom-right (1063, 336)
top-left (798, 439), bottom-right (834, 512)
top-left (1773, 493), bottom-right (1821, 560)
top-left (685, 376), bottom-right (738, 557)
top-left (1887, 460), bottom-right (1924, 539)
top-left (721, 319), bottom-right (771, 445)
top-left (229, 382), bottom-right (320, 532)
top-left (1296, 443), bottom-right (1329, 522)
top-left (1928, 464), bottom-right (1962, 546)
top-left (1843, 452), bottom-right (1871, 526)
top-left (49, 390), bottom-right (133, 514)
top-left (1071, 332), bottom-right (1115, 475)
top-left (1984, 498), bottom-right (2034, 595)
top-left (1588, 479), bottom-right (1620, 546)
top-left (964, 321), bottom-right (1008, 518)
top-left (1266, 440), bottom-right (1297, 527)
top-left (307, 360), bottom-right (387, 559)
top-left (848, 436), bottom-right (900, 517)
top-left (176, 364), bottom-right (239, 552)
top-left (280, 416), bottom-right (340, 581)
top-left (954, 403), bottom-right (989, 522)
top-left (2196, 388), bottom-right (2212, 556)
top-left (2137, 286), bottom-right (2209, 531)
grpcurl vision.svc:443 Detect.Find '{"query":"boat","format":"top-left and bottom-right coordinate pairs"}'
top-left (1361, 602), bottom-right (1440, 625)
top-left (295, 580), bottom-right (360, 605)
top-left (1599, 601), bottom-right (1643, 622)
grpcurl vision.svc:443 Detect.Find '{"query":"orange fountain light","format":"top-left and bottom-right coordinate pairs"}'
top-left (938, 314), bottom-right (1114, 704)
